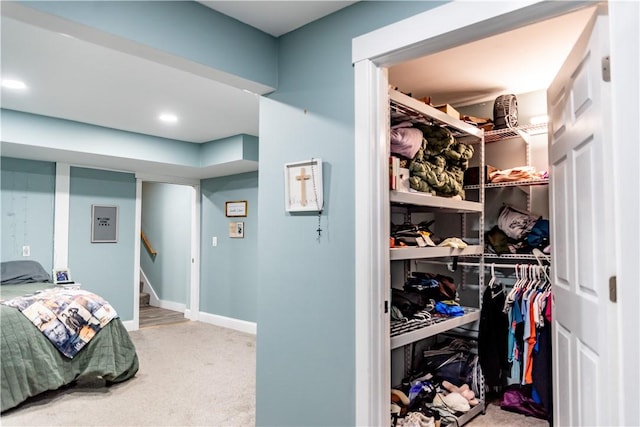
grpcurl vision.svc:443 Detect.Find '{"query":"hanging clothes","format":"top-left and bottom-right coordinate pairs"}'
top-left (478, 267), bottom-right (509, 388)
top-left (499, 264), bottom-right (552, 421)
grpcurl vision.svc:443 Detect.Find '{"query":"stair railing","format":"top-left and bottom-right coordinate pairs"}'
top-left (141, 231), bottom-right (157, 257)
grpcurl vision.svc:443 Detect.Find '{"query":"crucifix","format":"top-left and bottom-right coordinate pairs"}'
top-left (295, 167), bottom-right (311, 206)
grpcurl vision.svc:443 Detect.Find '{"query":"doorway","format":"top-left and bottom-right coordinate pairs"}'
top-left (353, 2), bottom-right (636, 426)
top-left (134, 177), bottom-right (201, 329)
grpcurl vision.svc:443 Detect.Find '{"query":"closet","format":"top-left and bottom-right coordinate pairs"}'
top-left (388, 89), bottom-right (486, 426)
top-left (353, 2), bottom-right (627, 426)
top-left (387, 28), bottom-right (561, 427)
top-left (387, 89), bottom-right (556, 426)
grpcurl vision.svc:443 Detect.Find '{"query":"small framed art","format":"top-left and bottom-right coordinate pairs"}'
top-left (284, 158), bottom-right (323, 212)
top-left (91, 205), bottom-right (118, 243)
top-left (229, 221), bottom-right (244, 238)
top-left (225, 201), bottom-right (248, 217)
top-left (53, 268), bottom-right (73, 285)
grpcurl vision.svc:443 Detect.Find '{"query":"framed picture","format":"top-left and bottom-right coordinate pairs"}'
top-left (284, 158), bottom-right (323, 212)
top-left (91, 205), bottom-right (119, 243)
top-left (229, 221), bottom-right (244, 238)
top-left (52, 268), bottom-right (73, 285)
top-left (225, 201), bottom-right (248, 217)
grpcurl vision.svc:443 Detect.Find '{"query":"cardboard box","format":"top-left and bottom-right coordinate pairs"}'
top-left (434, 104), bottom-right (460, 120)
top-left (464, 165), bottom-right (498, 186)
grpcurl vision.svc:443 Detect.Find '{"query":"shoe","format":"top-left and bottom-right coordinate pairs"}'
top-left (400, 412), bottom-right (435, 427)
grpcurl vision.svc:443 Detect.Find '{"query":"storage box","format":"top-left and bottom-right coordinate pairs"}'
top-left (434, 104), bottom-right (460, 120)
top-left (397, 167), bottom-right (410, 192)
top-left (464, 165), bottom-right (498, 186)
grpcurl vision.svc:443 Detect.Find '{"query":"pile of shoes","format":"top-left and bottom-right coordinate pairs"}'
top-left (391, 340), bottom-right (484, 426)
top-left (391, 388), bottom-right (439, 427)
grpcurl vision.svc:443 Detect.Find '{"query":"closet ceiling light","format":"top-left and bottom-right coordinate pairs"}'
top-left (529, 115), bottom-right (549, 125)
top-left (1, 79), bottom-right (27, 90)
top-left (158, 113), bottom-right (178, 124)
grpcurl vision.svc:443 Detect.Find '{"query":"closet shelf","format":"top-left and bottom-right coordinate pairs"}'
top-left (390, 245), bottom-right (483, 260)
top-left (390, 307), bottom-right (480, 349)
top-left (484, 123), bottom-right (548, 143)
top-left (390, 190), bottom-right (483, 213)
top-left (479, 253), bottom-right (547, 260)
top-left (389, 89), bottom-right (483, 143)
top-left (447, 403), bottom-right (486, 426)
top-left (464, 178), bottom-right (549, 190)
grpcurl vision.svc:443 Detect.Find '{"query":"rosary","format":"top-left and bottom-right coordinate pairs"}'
top-left (316, 211), bottom-right (322, 240)
top-left (310, 158), bottom-right (323, 241)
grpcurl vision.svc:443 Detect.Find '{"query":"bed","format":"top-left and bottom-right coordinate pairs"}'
top-left (1, 261), bottom-right (139, 412)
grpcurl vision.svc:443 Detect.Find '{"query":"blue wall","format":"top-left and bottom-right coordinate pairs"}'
top-left (1, 109), bottom-right (200, 167)
top-left (20, 1), bottom-right (278, 90)
top-left (0, 157), bottom-right (55, 274)
top-left (201, 134), bottom-right (259, 165)
top-left (201, 171), bottom-right (258, 323)
top-left (256, 2), bottom-right (443, 426)
top-left (68, 167), bottom-right (136, 320)
top-left (141, 182), bottom-right (192, 305)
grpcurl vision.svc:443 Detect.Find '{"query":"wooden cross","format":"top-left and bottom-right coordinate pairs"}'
top-left (296, 167), bottom-right (311, 206)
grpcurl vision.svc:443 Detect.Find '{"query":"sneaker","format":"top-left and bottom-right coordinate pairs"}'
top-left (400, 412), bottom-right (435, 427)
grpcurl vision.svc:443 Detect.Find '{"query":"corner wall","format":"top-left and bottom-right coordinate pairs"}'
top-left (200, 171), bottom-right (258, 323)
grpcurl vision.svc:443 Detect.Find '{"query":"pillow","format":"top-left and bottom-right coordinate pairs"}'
top-left (1, 260), bottom-right (51, 285)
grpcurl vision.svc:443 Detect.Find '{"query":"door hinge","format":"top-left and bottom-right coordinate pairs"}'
top-left (384, 300), bottom-right (389, 314)
top-left (602, 56), bottom-right (611, 82)
top-left (609, 276), bottom-right (617, 303)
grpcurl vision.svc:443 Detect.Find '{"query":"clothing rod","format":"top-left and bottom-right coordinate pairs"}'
top-left (415, 260), bottom-right (541, 269)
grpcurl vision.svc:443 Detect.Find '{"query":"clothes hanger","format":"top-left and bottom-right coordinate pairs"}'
top-left (503, 264), bottom-right (524, 312)
top-left (489, 264), bottom-right (504, 298)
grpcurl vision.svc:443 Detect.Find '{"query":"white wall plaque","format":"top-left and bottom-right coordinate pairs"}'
top-left (284, 159), bottom-right (323, 212)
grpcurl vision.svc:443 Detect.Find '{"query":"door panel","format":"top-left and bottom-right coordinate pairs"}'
top-left (548, 7), bottom-right (616, 426)
top-left (555, 324), bottom-right (572, 427)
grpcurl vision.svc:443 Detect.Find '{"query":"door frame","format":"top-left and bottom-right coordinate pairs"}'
top-left (352, 1), bottom-right (637, 425)
top-left (134, 173), bottom-right (201, 330)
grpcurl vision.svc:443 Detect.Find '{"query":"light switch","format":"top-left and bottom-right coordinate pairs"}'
top-left (212, 237), bottom-right (218, 247)
top-left (22, 245), bottom-right (30, 256)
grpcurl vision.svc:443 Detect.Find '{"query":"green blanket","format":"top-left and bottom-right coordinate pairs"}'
top-left (1, 285), bottom-right (138, 412)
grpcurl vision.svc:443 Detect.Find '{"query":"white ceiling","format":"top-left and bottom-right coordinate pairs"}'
top-left (0, 16), bottom-right (260, 144)
top-left (1, 2), bottom-right (594, 173)
top-left (198, 1), bottom-right (358, 37)
top-left (389, 6), bottom-right (595, 107)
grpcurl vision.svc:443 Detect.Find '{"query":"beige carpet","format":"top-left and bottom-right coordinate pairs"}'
top-left (466, 400), bottom-right (549, 426)
top-left (1, 321), bottom-right (256, 426)
top-left (1, 320), bottom-right (548, 426)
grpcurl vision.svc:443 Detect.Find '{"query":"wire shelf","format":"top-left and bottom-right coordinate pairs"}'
top-left (484, 123), bottom-right (548, 143)
top-left (464, 178), bottom-right (549, 190)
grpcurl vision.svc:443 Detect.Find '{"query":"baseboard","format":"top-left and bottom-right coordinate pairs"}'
top-left (198, 311), bottom-right (257, 335)
top-left (156, 299), bottom-right (186, 312)
top-left (122, 319), bottom-right (136, 331)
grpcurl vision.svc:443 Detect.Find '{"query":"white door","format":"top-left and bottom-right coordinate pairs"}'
top-left (547, 7), bottom-right (618, 426)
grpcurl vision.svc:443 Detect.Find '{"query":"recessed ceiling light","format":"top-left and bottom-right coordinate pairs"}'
top-left (158, 113), bottom-right (178, 124)
top-left (1, 79), bottom-right (27, 90)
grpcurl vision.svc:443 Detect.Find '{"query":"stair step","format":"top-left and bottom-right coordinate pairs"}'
top-left (139, 292), bottom-right (150, 307)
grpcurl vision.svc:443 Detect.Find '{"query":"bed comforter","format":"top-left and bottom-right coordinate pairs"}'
top-left (1, 285), bottom-right (139, 412)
